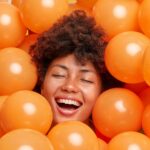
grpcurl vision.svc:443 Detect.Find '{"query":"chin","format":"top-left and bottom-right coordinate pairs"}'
top-left (53, 118), bottom-right (76, 125)
top-left (53, 116), bottom-right (89, 125)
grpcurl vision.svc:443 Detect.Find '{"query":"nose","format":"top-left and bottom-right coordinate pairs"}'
top-left (61, 78), bottom-right (79, 93)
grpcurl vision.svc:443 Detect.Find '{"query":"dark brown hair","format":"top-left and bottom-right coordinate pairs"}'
top-left (30, 10), bottom-right (123, 91)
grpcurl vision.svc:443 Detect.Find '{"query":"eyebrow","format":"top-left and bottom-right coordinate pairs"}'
top-left (51, 64), bottom-right (68, 70)
top-left (80, 69), bottom-right (94, 73)
top-left (51, 64), bottom-right (96, 73)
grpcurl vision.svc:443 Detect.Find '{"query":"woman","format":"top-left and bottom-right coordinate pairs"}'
top-left (30, 10), bottom-right (123, 125)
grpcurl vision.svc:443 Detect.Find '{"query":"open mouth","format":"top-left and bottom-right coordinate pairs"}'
top-left (55, 98), bottom-right (83, 115)
top-left (56, 98), bottom-right (82, 109)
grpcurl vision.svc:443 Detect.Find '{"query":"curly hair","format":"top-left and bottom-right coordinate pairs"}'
top-left (30, 10), bottom-right (123, 91)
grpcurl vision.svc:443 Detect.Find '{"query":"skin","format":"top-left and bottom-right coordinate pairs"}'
top-left (41, 54), bottom-right (102, 125)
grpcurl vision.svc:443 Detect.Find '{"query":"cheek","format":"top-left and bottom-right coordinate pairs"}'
top-left (82, 84), bottom-right (101, 103)
top-left (41, 78), bottom-right (61, 100)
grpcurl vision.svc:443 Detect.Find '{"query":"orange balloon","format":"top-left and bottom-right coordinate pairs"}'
top-left (11, 0), bottom-right (21, 8)
top-left (0, 90), bottom-right (53, 134)
top-left (0, 3), bottom-right (27, 49)
top-left (142, 45), bottom-right (150, 86)
top-left (92, 88), bottom-right (144, 138)
top-left (0, 0), bottom-right (10, 2)
top-left (0, 128), bottom-right (4, 138)
top-left (139, 87), bottom-right (150, 107)
top-left (124, 82), bottom-right (149, 94)
top-left (105, 31), bottom-right (150, 83)
top-left (142, 105), bottom-right (150, 137)
top-left (0, 96), bottom-right (8, 137)
top-left (137, 0), bottom-right (143, 3)
top-left (67, 0), bottom-right (77, 5)
top-left (95, 128), bottom-right (111, 143)
top-left (0, 96), bottom-right (8, 110)
top-left (19, 0), bottom-right (69, 33)
top-left (18, 33), bottom-right (39, 53)
top-left (93, 0), bottom-right (139, 39)
top-left (47, 121), bottom-right (99, 150)
top-left (0, 47), bottom-right (37, 95)
top-left (77, 0), bottom-right (97, 10)
top-left (98, 138), bottom-right (108, 150)
top-left (0, 129), bottom-right (54, 150)
top-left (138, 0), bottom-right (150, 38)
top-left (108, 131), bottom-right (150, 150)
top-left (67, 3), bottom-right (91, 16)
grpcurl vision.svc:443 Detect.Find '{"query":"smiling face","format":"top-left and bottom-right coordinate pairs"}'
top-left (41, 54), bottom-right (102, 124)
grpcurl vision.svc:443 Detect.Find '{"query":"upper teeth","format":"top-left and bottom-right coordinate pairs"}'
top-left (56, 99), bottom-right (81, 107)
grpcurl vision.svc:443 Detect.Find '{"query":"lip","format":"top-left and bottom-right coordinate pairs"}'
top-left (56, 104), bottom-right (79, 116)
top-left (54, 96), bottom-right (83, 116)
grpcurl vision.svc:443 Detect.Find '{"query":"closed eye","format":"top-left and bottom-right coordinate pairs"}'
top-left (52, 74), bottom-right (65, 78)
top-left (81, 79), bottom-right (94, 84)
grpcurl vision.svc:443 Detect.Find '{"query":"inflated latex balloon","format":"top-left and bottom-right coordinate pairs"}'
top-left (0, 47), bottom-right (37, 95)
top-left (0, 128), bottom-right (4, 138)
top-left (142, 45), bottom-right (150, 86)
top-left (92, 88), bottom-right (144, 138)
top-left (77, 0), bottom-right (97, 10)
top-left (95, 128), bottom-right (111, 143)
top-left (137, 0), bottom-right (143, 2)
top-left (93, 0), bottom-right (139, 39)
top-left (19, 0), bottom-right (69, 33)
top-left (142, 105), bottom-right (150, 137)
top-left (67, 3), bottom-right (91, 16)
top-left (98, 138), bottom-right (108, 150)
top-left (47, 121), bottom-right (99, 150)
top-left (108, 131), bottom-right (150, 150)
top-left (67, 0), bottom-right (77, 5)
top-left (0, 96), bottom-right (8, 110)
top-left (11, 0), bottom-right (21, 8)
top-left (0, 96), bottom-right (8, 137)
top-left (18, 33), bottom-right (39, 53)
top-left (124, 82), bottom-right (148, 94)
top-left (138, 0), bottom-right (150, 38)
top-left (0, 129), bottom-right (54, 150)
top-left (0, 90), bottom-right (53, 134)
top-left (105, 31), bottom-right (150, 83)
top-left (139, 87), bottom-right (150, 107)
top-left (0, 0), bottom-right (10, 2)
top-left (0, 3), bottom-right (27, 49)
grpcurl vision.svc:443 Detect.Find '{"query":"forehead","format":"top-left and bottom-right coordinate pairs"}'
top-left (49, 54), bottom-right (95, 69)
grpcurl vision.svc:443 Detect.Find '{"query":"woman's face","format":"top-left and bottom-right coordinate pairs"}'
top-left (41, 54), bottom-right (102, 124)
